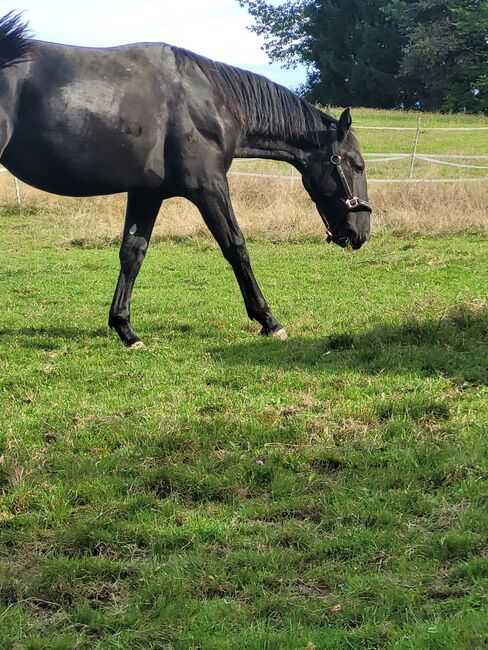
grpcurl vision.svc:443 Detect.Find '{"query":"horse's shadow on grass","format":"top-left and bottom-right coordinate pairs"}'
top-left (212, 306), bottom-right (488, 385)
top-left (0, 326), bottom-right (108, 349)
top-left (1, 308), bottom-right (486, 384)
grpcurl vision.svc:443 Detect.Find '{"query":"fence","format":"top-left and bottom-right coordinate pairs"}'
top-left (1, 117), bottom-right (488, 205)
top-left (229, 117), bottom-right (488, 185)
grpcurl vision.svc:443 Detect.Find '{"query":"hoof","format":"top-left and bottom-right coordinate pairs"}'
top-left (260, 326), bottom-right (288, 340)
top-left (127, 340), bottom-right (145, 350)
top-left (273, 328), bottom-right (289, 340)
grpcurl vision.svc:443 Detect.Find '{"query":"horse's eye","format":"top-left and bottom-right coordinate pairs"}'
top-left (353, 164), bottom-right (364, 174)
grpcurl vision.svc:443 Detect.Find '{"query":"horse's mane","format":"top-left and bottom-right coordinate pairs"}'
top-left (0, 11), bottom-right (31, 70)
top-left (0, 14), bottom-right (336, 146)
top-left (173, 47), bottom-right (335, 147)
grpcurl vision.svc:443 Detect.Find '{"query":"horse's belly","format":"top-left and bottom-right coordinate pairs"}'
top-left (3, 136), bottom-right (161, 196)
top-left (3, 97), bottom-right (164, 196)
top-left (2, 143), bottom-right (148, 197)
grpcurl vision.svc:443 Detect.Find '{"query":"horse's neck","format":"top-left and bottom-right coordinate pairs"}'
top-left (229, 78), bottom-right (328, 173)
top-left (236, 134), bottom-right (315, 174)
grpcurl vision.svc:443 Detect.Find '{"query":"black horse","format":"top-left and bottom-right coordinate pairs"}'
top-left (0, 12), bottom-right (371, 347)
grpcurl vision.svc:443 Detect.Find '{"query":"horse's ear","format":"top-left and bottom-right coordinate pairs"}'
top-left (338, 108), bottom-right (352, 141)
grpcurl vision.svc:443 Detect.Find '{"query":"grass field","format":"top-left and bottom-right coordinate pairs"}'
top-left (1, 107), bottom-right (487, 648)
top-left (0, 203), bottom-right (487, 648)
top-left (1, 108), bottom-right (486, 244)
top-left (343, 107), bottom-right (488, 157)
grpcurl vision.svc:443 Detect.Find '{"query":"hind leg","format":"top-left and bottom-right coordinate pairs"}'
top-left (109, 190), bottom-right (163, 347)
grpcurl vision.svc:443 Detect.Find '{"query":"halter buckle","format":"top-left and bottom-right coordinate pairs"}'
top-left (345, 197), bottom-right (360, 209)
top-left (330, 154), bottom-right (342, 165)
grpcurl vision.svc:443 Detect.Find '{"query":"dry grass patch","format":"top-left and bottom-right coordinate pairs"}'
top-left (1, 172), bottom-right (486, 245)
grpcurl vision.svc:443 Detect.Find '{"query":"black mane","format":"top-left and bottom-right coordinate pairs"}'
top-left (173, 47), bottom-right (335, 147)
top-left (0, 11), bottom-right (31, 70)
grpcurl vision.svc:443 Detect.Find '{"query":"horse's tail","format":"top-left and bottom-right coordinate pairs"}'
top-left (0, 11), bottom-right (31, 71)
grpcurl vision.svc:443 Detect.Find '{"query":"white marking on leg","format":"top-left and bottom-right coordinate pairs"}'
top-left (273, 328), bottom-right (288, 340)
top-left (128, 340), bottom-right (145, 350)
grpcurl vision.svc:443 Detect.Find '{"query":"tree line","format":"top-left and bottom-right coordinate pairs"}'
top-left (237, 0), bottom-right (487, 113)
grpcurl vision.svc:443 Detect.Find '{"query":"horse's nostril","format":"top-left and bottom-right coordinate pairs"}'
top-left (346, 229), bottom-right (358, 245)
top-left (347, 230), bottom-right (365, 250)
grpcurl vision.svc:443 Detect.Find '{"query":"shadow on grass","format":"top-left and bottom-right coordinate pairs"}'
top-left (0, 326), bottom-right (108, 347)
top-left (1, 307), bottom-right (486, 384)
top-left (211, 306), bottom-right (488, 384)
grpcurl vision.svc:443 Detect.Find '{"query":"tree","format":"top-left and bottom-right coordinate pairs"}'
top-left (385, 0), bottom-right (488, 112)
top-left (238, 0), bottom-right (488, 112)
top-left (238, 0), bottom-right (405, 108)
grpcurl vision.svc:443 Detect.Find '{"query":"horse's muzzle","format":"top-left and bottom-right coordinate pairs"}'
top-left (345, 229), bottom-right (367, 250)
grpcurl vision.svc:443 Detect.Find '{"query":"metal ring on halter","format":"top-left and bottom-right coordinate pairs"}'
top-left (345, 197), bottom-right (360, 209)
top-left (330, 154), bottom-right (342, 165)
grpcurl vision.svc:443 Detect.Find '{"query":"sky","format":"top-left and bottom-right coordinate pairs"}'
top-left (16, 0), bottom-right (307, 89)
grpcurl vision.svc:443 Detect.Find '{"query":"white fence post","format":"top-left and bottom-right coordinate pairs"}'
top-left (409, 116), bottom-right (421, 180)
top-left (14, 177), bottom-right (21, 206)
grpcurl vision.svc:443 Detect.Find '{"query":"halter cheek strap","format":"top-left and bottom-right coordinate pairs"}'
top-left (329, 123), bottom-right (372, 214)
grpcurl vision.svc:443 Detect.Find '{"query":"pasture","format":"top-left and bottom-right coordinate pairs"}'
top-left (1, 108), bottom-right (487, 245)
top-left (0, 108), bottom-right (487, 648)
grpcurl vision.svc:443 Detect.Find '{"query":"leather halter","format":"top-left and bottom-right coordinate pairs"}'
top-left (328, 123), bottom-right (373, 214)
top-left (319, 123), bottom-right (373, 243)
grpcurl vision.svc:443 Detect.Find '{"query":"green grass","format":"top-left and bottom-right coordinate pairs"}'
top-left (326, 107), bottom-right (488, 157)
top-left (342, 106), bottom-right (488, 127)
top-left (231, 107), bottom-right (488, 179)
top-left (0, 208), bottom-right (487, 649)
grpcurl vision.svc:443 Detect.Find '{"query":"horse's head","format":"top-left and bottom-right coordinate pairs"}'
top-left (302, 108), bottom-right (372, 250)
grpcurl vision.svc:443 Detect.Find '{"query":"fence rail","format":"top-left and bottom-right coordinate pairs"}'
top-left (233, 154), bottom-right (488, 168)
top-left (354, 125), bottom-right (488, 131)
top-left (228, 172), bottom-right (488, 184)
top-left (362, 153), bottom-right (488, 159)
top-left (1, 118), bottom-right (487, 203)
top-left (230, 116), bottom-right (488, 184)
